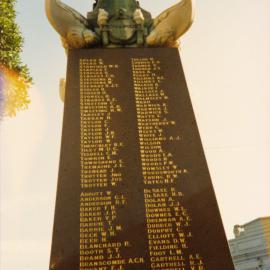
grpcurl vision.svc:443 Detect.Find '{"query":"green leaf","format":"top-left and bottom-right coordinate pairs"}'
top-left (0, 0), bottom-right (32, 118)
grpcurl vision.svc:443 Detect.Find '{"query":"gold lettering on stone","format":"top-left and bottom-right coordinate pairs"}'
top-left (132, 57), bottom-right (205, 270)
top-left (79, 59), bottom-right (145, 269)
top-left (80, 58), bottom-right (123, 189)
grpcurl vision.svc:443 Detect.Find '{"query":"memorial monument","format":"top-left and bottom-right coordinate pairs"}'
top-left (46, 0), bottom-right (235, 269)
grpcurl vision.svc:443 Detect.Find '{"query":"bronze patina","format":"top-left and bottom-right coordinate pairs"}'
top-left (87, 0), bottom-right (152, 46)
top-left (45, 0), bottom-right (194, 49)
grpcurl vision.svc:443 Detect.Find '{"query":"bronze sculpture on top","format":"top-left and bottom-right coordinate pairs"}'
top-left (45, 0), bottom-right (194, 49)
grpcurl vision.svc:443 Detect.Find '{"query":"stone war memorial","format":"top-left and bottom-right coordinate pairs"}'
top-left (45, 0), bottom-right (235, 269)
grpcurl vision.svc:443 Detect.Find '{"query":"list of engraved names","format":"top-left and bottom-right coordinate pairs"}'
top-left (80, 59), bottom-right (145, 270)
top-left (132, 58), bottom-right (205, 270)
top-left (79, 57), bottom-right (205, 270)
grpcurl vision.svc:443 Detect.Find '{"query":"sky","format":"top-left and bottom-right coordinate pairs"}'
top-left (1, 0), bottom-right (270, 269)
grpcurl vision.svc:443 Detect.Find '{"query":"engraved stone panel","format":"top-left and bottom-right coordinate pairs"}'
top-left (49, 48), bottom-right (235, 270)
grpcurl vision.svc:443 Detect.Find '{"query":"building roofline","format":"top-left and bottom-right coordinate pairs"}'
top-left (243, 216), bottom-right (270, 226)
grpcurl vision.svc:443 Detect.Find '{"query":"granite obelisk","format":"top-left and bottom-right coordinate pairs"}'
top-left (46, 1), bottom-right (235, 269)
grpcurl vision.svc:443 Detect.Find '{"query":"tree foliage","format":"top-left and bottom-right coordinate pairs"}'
top-left (0, 0), bottom-right (32, 117)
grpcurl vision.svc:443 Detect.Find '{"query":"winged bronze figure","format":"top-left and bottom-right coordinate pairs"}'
top-left (45, 0), bottom-right (194, 49)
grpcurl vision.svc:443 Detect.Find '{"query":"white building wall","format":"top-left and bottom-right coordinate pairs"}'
top-left (229, 217), bottom-right (270, 270)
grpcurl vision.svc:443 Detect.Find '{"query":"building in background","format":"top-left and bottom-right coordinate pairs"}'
top-left (229, 217), bottom-right (270, 270)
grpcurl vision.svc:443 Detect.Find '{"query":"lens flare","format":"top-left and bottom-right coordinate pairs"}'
top-left (0, 65), bottom-right (30, 119)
